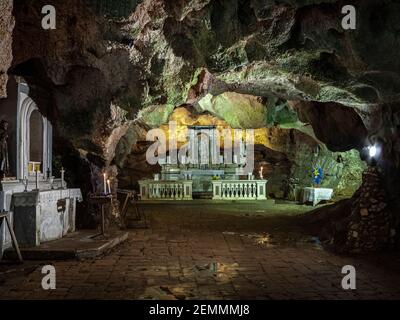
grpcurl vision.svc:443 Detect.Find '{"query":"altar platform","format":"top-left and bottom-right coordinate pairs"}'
top-left (3, 229), bottom-right (129, 260)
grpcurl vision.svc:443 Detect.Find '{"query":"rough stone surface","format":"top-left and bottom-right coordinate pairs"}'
top-left (304, 167), bottom-right (398, 253)
top-left (1, 204), bottom-right (400, 299)
top-left (343, 167), bottom-right (396, 253)
top-left (0, 0), bottom-right (14, 98)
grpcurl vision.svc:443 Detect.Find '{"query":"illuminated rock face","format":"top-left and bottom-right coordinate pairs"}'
top-left (4, 0), bottom-right (397, 181)
top-left (0, 0), bottom-right (14, 98)
top-left (117, 106), bottom-right (365, 198)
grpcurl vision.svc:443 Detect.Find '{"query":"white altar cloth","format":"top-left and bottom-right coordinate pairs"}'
top-left (302, 187), bottom-right (333, 206)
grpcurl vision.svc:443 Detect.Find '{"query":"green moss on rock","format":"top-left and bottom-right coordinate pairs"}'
top-left (138, 104), bottom-right (175, 128)
top-left (197, 92), bottom-right (267, 129)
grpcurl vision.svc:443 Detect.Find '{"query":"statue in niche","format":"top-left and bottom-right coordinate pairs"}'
top-left (0, 120), bottom-right (10, 179)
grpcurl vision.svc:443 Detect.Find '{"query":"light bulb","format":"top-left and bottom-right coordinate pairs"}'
top-left (369, 145), bottom-right (377, 158)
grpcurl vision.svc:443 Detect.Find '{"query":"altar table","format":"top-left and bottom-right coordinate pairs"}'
top-left (302, 187), bottom-right (333, 206)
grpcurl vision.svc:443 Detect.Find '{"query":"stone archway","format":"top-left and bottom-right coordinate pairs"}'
top-left (16, 82), bottom-right (52, 180)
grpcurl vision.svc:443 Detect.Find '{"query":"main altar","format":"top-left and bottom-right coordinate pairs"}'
top-left (0, 80), bottom-right (82, 256)
top-left (139, 125), bottom-right (268, 200)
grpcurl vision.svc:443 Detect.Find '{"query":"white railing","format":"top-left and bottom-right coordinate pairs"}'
top-left (139, 180), bottom-right (193, 200)
top-left (212, 180), bottom-right (267, 200)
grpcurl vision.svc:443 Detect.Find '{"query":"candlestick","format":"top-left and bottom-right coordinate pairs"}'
top-left (35, 169), bottom-right (39, 190)
top-left (103, 173), bottom-right (107, 195)
top-left (60, 167), bottom-right (65, 189)
top-left (107, 179), bottom-right (111, 195)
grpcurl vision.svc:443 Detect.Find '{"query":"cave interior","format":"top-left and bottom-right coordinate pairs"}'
top-left (1, 0), bottom-right (400, 270)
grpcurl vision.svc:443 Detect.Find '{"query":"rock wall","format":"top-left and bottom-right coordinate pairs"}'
top-left (0, 0), bottom-right (14, 98)
top-left (344, 167), bottom-right (396, 252)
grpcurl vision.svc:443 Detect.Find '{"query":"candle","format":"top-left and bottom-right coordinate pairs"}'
top-left (103, 173), bottom-right (107, 195)
top-left (259, 166), bottom-right (263, 179)
top-left (107, 179), bottom-right (111, 195)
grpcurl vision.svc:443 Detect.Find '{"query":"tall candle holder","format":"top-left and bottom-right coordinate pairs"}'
top-left (34, 169), bottom-right (39, 191)
top-left (88, 192), bottom-right (113, 237)
top-left (23, 176), bottom-right (28, 192)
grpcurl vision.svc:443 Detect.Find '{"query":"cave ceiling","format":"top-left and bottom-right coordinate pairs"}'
top-left (1, 0), bottom-right (400, 169)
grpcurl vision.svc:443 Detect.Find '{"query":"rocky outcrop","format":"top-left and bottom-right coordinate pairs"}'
top-left (4, 0), bottom-right (400, 169)
top-left (344, 167), bottom-right (396, 252)
top-left (305, 166), bottom-right (398, 253)
top-left (9, 0), bottom-right (140, 197)
top-left (0, 0), bottom-right (14, 98)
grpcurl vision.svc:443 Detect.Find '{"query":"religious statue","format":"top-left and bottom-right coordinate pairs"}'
top-left (312, 166), bottom-right (324, 187)
top-left (0, 120), bottom-right (10, 179)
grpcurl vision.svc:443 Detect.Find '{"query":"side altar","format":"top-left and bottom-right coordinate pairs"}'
top-left (0, 80), bottom-right (82, 256)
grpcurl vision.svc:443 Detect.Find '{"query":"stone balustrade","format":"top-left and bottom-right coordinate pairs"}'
top-left (139, 180), bottom-right (193, 200)
top-left (212, 180), bottom-right (267, 200)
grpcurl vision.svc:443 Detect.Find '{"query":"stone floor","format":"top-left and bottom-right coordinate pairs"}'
top-left (1, 201), bottom-right (400, 300)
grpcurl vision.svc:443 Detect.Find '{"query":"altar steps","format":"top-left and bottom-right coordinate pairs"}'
top-left (2, 230), bottom-right (129, 261)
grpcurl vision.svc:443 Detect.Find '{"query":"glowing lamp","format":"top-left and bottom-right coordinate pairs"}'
top-left (369, 145), bottom-right (377, 158)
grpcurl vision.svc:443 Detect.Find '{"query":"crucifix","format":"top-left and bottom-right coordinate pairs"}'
top-left (60, 167), bottom-right (65, 189)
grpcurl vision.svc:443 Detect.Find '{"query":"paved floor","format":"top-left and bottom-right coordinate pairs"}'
top-left (1, 201), bottom-right (400, 300)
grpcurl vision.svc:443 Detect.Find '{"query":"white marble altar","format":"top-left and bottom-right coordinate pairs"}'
top-left (302, 187), bottom-right (333, 206)
top-left (0, 179), bottom-right (82, 252)
top-left (11, 189), bottom-right (82, 246)
top-left (0, 81), bottom-right (82, 256)
top-left (139, 125), bottom-right (256, 199)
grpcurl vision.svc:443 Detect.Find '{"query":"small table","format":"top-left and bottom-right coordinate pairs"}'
top-left (302, 187), bottom-right (333, 206)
